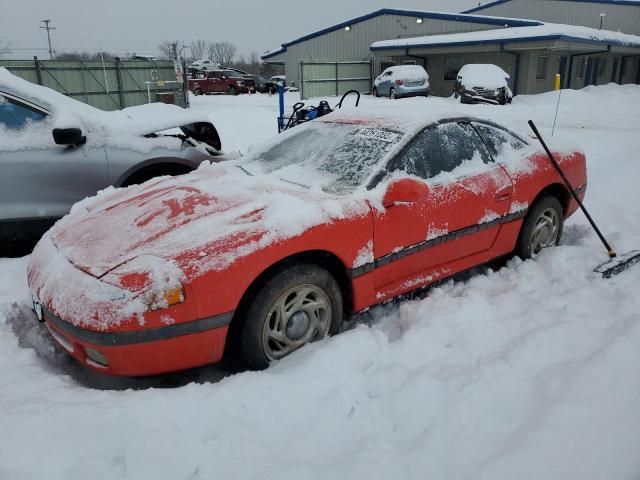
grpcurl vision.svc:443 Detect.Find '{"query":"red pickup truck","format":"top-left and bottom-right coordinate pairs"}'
top-left (188, 70), bottom-right (255, 96)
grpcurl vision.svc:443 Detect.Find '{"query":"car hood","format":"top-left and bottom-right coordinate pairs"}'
top-left (49, 163), bottom-right (368, 282)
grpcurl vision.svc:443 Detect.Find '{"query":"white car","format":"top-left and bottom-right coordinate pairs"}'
top-left (188, 60), bottom-right (220, 71)
top-left (454, 64), bottom-right (513, 105)
top-left (373, 65), bottom-right (430, 99)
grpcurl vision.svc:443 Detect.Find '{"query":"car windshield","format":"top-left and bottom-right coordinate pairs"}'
top-left (240, 121), bottom-right (404, 194)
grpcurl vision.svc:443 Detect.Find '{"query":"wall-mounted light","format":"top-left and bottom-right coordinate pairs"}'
top-left (345, 25), bottom-right (351, 31)
top-left (416, 18), bottom-right (423, 24)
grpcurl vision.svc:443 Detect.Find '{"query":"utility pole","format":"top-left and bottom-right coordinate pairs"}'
top-left (170, 41), bottom-right (178, 60)
top-left (40, 19), bottom-right (55, 60)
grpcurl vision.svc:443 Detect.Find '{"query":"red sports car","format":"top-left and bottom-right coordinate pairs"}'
top-left (27, 111), bottom-right (587, 376)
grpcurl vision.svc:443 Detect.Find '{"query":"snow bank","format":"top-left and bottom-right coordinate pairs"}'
top-left (1, 83), bottom-right (640, 479)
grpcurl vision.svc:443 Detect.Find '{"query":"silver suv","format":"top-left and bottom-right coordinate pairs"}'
top-left (0, 68), bottom-right (224, 251)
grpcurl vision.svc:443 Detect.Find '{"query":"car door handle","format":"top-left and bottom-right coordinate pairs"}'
top-left (494, 186), bottom-right (513, 202)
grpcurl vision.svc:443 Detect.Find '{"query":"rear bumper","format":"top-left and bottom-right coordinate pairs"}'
top-left (41, 307), bottom-right (232, 376)
top-left (396, 86), bottom-right (430, 97)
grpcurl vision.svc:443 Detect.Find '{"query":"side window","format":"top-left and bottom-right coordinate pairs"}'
top-left (0, 95), bottom-right (47, 129)
top-left (471, 122), bottom-right (527, 159)
top-left (391, 122), bottom-right (491, 180)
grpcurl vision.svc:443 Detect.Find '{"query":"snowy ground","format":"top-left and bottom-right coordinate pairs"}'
top-left (1, 85), bottom-right (640, 479)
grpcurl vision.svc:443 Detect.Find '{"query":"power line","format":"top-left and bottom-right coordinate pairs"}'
top-left (39, 19), bottom-right (56, 60)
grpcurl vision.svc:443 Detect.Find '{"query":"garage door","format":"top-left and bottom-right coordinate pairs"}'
top-left (300, 61), bottom-right (371, 100)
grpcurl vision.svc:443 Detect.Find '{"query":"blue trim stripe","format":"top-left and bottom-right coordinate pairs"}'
top-left (462, 0), bottom-right (640, 14)
top-left (370, 33), bottom-right (640, 51)
top-left (261, 8), bottom-right (541, 60)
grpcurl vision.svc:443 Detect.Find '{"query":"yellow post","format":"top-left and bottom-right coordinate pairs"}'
top-left (555, 74), bottom-right (561, 91)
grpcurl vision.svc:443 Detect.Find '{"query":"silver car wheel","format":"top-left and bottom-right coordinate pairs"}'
top-left (261, 284), bottom-right (332, 361)
top-left (530, 207), bottom-right (560, 254)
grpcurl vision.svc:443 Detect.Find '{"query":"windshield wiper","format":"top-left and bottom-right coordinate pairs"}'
top-left (236, 165), bottom-right (253, 176)
top-left (278, 177), bottom-right (310, 189)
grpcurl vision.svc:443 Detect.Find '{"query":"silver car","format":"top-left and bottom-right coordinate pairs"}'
top-left (372, 65), bottom-right (430, 99)
top-left (0, 68), bottom-right (224, 250)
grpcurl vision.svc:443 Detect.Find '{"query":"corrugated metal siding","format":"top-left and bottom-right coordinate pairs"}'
top-left (476, 0), bottom-right (640, 34)
top-left (268, 14), bottom-right (502, 89)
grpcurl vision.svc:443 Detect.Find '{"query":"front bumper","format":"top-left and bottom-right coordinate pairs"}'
top-left (39, 306), bottom-right (232, 376)
top-left (28, 235), bottom-right (233, 376)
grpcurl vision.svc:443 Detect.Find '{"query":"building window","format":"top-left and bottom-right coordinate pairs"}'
top-left (444, 58), bottom-right (464, 81)
top-left (576, 58), bottom-right (586, 79)
top-left (403, 60), bottom-right (417, 65)
top-left (598, 58), bottom-right (607, 77)
top-left (536, 56), bottom-right (548, 80)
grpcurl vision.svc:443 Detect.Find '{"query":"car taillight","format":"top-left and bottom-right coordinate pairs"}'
top-left (395, 79), bottom-right (404, 86)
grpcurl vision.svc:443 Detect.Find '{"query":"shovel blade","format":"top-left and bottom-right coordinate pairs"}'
top-left (594, 250), bottom-right (640, 278)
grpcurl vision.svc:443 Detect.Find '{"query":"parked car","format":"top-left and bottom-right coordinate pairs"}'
top-left (265, 75), bottom-right (286, 93)
top-left (252, 75), bottom-right (269, 93)
top-left (27, 106), bottom-right (587, 376)
top-left (188, 70), bottom-right (255, 95)
top-left (0, 68), bottom-right (224, 249)
top-left (454, 64), bottom-right (513, 105)
top-left (373, 65), bottom-right (430, 99)
top-left (187, 60), bottom-right (219, 72)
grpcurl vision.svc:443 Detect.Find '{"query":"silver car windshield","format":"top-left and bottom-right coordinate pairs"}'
top-left (241, 121), bottom-right (404, 194)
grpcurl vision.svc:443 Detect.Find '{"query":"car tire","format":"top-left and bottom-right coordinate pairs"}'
top-left (390, 88), bottom-right (397, 100)
top-left (238, 263), bottom-right (343, 370)
top-left (228, 86), bottom-right (238, 96)
top-left (193, 87), bottom-right (201, 96)
top-left (515, 196), bottom-right (564, 259)
top-left (373, 87), bottom-right (378, 97)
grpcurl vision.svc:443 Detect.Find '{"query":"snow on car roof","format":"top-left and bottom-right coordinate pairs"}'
top-left (371, 23), bottom-right (640, 50)
top-left (0, 68), bottom-right (211, 138)
top-left (457, 64), bottom-right (510, 89)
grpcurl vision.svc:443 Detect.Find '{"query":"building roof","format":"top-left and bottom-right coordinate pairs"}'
top-left (261, 8), bottom-right (541, 60)
top-left (462, 0), bottom-right (640, 15)
top-left (370, 22), bottom-right (640, 51)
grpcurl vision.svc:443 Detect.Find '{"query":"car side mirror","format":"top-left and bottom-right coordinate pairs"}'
top-left (382, 178), bottom-right (429, 208)
top-left (52, 128), bottom-right (86, 146)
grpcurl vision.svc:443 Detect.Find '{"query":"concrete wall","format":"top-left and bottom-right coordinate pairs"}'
top-left (468, 0), bottom-right (640, 35)
top-left (265, 13), bottom-right (503, 90)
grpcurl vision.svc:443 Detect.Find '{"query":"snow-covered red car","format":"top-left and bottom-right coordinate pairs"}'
top-left (27, 108), bottom-right (587, 376)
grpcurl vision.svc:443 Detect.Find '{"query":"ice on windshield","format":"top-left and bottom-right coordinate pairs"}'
top-left (241, 121), bottom-right (404, 194)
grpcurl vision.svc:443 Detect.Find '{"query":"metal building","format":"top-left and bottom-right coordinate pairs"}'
top-left (463, 0), bottom-right (640, 35)
top-left (262, 9), bottom-right (540, 98)
top-left (263, 3), bottom-right (640, 99)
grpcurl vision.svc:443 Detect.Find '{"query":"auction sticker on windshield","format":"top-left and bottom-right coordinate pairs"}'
top-left (354, 128), bottom-right (401, 143)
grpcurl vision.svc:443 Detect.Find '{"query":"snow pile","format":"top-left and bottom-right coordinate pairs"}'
top-left (0, 68), bottom-right (212, 153)
top-left (1, 83), bottom-right (640, 479)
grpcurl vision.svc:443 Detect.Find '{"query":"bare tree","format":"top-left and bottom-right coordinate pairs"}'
top-left (190, 39), bottom-right (207, 61)
top-left (157, 40), bottom-right (179, 60)
top-left (0, 41), bottom-right (12, 58)
top-left (207, 41), bottom-right (236, 66)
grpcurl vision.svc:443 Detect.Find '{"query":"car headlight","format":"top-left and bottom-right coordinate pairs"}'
top-left (145, 285), bottom-right (185, 311)
top-left (101, 255), bottom-right (186, 311)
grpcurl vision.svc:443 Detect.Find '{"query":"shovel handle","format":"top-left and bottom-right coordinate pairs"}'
top-left (528, 120), bottom-right (616, 258)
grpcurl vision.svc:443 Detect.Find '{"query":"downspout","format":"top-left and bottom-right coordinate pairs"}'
top-left (405, 48), bottom-right (427, 68)
top-left (500, 44), bottom-right (520, 96)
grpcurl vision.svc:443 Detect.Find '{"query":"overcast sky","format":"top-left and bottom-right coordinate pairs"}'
top-left (1, 0), bottom-right (481, 59)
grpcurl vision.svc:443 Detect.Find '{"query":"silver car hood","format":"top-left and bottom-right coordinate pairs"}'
top-left (0, 67), bottom-right (210, 136)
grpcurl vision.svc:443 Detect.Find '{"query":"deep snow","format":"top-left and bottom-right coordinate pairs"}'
top-left (1, 84), bottom-right (640, 480)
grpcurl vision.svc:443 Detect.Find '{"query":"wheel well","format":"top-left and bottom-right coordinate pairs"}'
top-left (224, 251), bottom-right (353, 357)
top-left (121, 163), bottom-right (193, 187)
top-left (531, 183), bottom-right (570, 216)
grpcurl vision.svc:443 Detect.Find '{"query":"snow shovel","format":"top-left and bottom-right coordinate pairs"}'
top-left (528, 120), bottom-right (640, 278)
